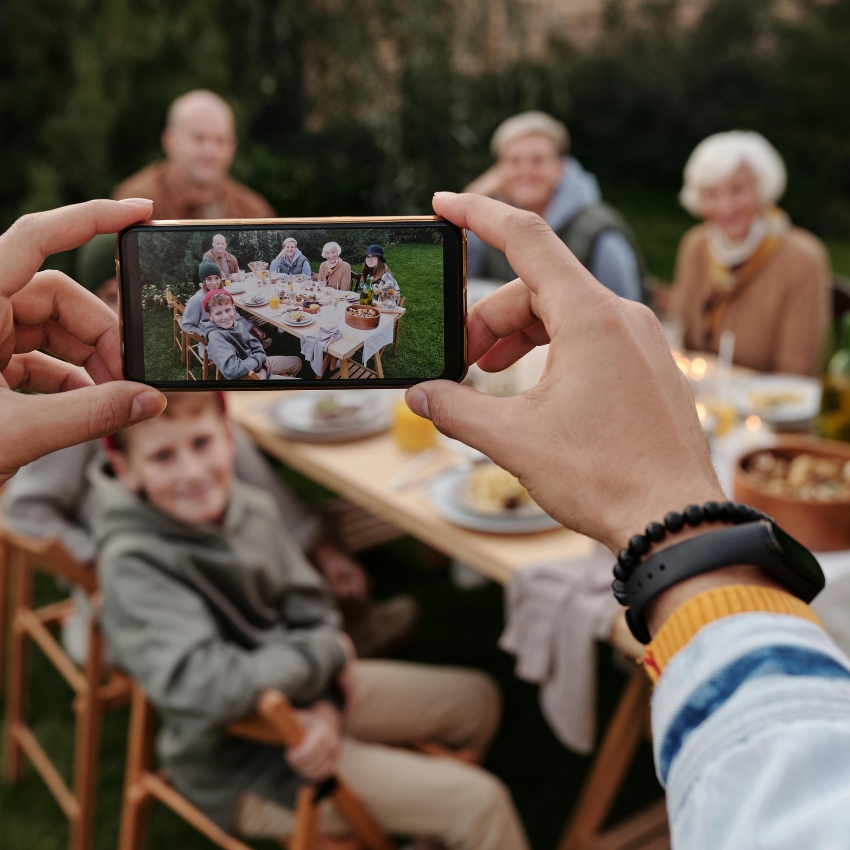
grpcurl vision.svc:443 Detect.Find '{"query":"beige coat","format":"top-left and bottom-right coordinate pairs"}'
top-left (669, 224), bottom-right (830, 376)
top-left (318, 260), bottom-right (352, 290)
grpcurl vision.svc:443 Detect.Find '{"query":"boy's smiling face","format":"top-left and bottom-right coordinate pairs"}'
top-left (109, 394), bottom-right (235, 526)
top-left (209, 300), bottom-right (236, 329)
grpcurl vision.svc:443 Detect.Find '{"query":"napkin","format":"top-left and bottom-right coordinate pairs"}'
top-left (499, 546), bottom-right (621, 753)
top-left (300, 325), bottom-right (342, 376)
top-left (362, 314), bottom-right (395, 365)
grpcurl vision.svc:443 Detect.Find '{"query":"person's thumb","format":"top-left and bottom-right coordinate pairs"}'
top-left (405, 381), bottom-right (517, 459)
top-left (11, 382), bottom-right (166, 468)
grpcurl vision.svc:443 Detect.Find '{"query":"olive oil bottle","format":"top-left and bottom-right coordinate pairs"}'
top-left (818, 314), bottom-right (850, 442)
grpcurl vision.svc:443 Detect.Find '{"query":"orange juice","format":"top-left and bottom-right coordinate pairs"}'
top-left (392, 400), bottom-right (437, 451)
top-left (270, 295), bottom-right (281, 310)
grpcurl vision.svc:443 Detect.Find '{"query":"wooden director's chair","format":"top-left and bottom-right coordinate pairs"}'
top-left (557, 612), bottom-right (667, 850)
top-left (164, 290), bottom-right (186, 364)
top-left (119, 684), bottom-right (396, 850)
top-left (184, 331), bottom-right (222, 381)
top-left (2, 531), bottom-right (131, 850)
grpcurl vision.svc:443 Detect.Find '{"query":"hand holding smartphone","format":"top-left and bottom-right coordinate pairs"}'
top-left (118, 217), bottom-right (467, 389)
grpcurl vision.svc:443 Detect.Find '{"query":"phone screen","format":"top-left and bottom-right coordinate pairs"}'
top-left (118, 218), bottom-right (466, 389)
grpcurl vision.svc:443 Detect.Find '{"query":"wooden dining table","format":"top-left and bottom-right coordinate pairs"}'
top-left (225, 390), bottom-right (595, 583)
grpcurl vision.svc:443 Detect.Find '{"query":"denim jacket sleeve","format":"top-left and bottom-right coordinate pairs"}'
top-left (653, 612), bottom-right (850, 849)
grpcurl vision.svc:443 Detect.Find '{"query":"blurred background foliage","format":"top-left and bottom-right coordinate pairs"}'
top-left (2, 0), bottom-right (850, 254)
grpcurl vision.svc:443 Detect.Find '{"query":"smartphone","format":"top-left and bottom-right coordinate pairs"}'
top-left (118, 217), bottom-right (467, 389)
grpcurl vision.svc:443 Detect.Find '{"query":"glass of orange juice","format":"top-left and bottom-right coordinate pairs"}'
top-left (270, 294), bottom-right (281, 310)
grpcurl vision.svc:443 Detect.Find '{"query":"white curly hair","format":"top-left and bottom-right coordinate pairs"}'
top-left (680, 131), bottom-right (787, 217)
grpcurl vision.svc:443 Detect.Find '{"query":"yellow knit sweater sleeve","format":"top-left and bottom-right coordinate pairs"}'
top-left (641, 585), bottom-right (821, 684)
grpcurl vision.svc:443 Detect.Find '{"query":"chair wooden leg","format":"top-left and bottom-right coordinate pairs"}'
top-left (4, 551), bottom-right (32, 785)
top-left (393, 322), bottom-right (400, 355)
top-left (69, 618), bottom-right (105, 850)
top-left (290, 785), bottom-right (321, 850)
top-left (118, 686), bottom-right (156, 850)
top-left (374, 350), bottom-right (384, 379)
top-left (557, 670), bottom-right (653, 850)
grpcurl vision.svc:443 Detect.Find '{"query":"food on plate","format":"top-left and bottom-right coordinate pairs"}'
top-left (747, 390), bottom-right (805, 411)
top-left (311, 396), bottom-right (363, 423)
top-left (465, 464), bottom-right (535, 513)
top-left (287, 310), bottom-right (308, 323)
top-left (743, 450), bottom-right (850, 501)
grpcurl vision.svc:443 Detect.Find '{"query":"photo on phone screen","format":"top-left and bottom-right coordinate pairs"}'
top-left (119, 218), bottom-right (466, 389)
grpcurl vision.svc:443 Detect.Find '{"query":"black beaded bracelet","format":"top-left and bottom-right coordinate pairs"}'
top-left (611, 501), bottom-right (771, 607)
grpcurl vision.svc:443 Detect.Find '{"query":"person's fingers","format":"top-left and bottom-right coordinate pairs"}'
top-left (434, 192), bottom-right (609, 310)
top-left (0, 382), bottom-right (165, 482)
top-left (475, 322), bottom-right (549, 373)
top-left (0, 199), bottom-right (152, 300)
top-left (10, 270), bottom-right (123, 380)
top-left (466, 279), bottom-right (547, 363)
top-left (2, 351), bottom-right (93, 394)
top-left (405, 381), bottom-right (525, 460)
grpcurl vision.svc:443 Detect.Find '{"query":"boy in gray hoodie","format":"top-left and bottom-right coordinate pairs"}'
top-left (94, 393), bottom-right (529, 849)
top-left (202, 290), bottom-right (301, 380)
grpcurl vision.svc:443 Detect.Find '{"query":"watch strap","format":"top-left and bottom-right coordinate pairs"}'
top-left (641, 584), bottom-right (821, 684)
top-left (624, 521), bottom-right (824, 643)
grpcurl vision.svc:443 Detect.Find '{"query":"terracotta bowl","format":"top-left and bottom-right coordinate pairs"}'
top-left (734, 437), bottom-right (850, 551)
top-left (345, 305), bottom-right (380, 330)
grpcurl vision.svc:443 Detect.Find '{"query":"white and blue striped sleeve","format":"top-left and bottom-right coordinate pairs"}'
top-left (653, 613), bottom-right (850, 849)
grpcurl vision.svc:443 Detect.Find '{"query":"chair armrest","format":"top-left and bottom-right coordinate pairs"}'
top-left (226, 690), bottom-right (304, 747)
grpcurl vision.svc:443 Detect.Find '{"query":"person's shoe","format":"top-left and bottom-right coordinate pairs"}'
top-left (342, 594), bottom-right (420, 658)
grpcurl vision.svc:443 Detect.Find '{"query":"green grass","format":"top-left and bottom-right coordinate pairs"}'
top-left (142, 243), bottom-right (444, 383)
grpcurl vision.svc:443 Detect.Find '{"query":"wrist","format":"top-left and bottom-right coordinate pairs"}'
top-left (602, 482), bottom-right (727, 554)
top-left (645, 563), bottom-right (785, 638)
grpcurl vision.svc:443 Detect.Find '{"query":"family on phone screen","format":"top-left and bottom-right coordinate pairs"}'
top-left (180, 235), bottom-right (402, 380)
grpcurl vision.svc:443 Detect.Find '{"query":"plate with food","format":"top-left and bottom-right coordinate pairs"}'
top-left (431, 465), bottom-right (561, 534)
top-left (342, 291), bottom-right (360, 301)
top-left (282, 310), bottom-right (314, 327)
top-left (239, 295), bottom-right (270, 308)
top-left (225, 285), bottom-right (246, 295)
top-left (269, 392), bottom-right (391, 441)
top-left (730, 375), bottom-right (821, 428)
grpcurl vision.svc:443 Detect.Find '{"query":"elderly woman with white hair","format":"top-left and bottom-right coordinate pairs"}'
top-left (669, 130), bottom-right (830, 376)
top-left (317, 241), bottom-right (352, 290)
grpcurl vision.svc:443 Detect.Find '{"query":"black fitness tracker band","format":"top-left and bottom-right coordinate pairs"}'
top-left (624, 520), bottom-right (825, 644)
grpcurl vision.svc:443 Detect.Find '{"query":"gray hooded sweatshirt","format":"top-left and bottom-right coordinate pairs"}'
top-left (91, 465), bottom-right (345, 830)
top-left (467, 157), bottom-right (643, 301)
top-left (270, 249), bottom-right (311, 277)
top-left (203, 317), bottom-right (267, 380)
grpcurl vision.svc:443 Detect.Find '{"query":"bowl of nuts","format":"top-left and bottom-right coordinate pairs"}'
top-left (734, 437), bottom-right (850, 550)
top-left (345, 305), bottom-right (380, 330)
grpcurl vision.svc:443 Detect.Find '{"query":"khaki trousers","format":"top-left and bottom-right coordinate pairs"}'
top-left (236, 660), bottom-right (529, 850)
top-left (266, 354), bottom-right (302, 377)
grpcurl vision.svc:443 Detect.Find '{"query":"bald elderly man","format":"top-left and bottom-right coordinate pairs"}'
top-left (113, 90), bottom-right (273, 219)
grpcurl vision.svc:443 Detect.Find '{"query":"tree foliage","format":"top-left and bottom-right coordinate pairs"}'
top-left (3, 0), bottom-right (850, 250)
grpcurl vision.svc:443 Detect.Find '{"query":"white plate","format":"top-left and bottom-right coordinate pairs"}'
top-left (343, 292), bottom-right (360, 301)
top-left (730, 375), bottom-right (821, 425)
top-left (269, 393), bottom-right (391, 441)
top-left (239, 296), bottom-right (270, 308)
top-left (225, 286), bottom-right (246, 295)
top-left (431, 468), bottom-right (561, 534)
top-left (282, 313), bottom-right (315, 327)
